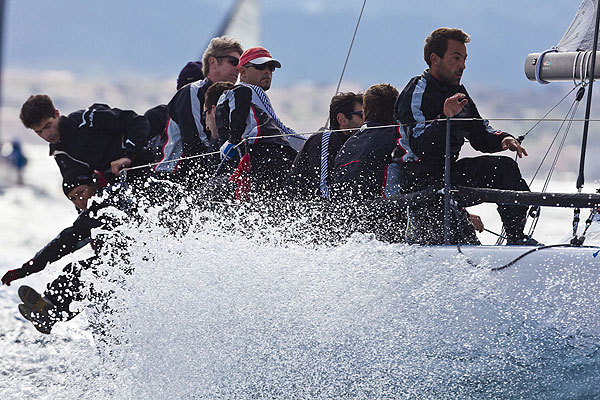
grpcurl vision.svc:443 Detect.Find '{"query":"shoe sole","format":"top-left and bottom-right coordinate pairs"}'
top-left (18, 303), bottom-right (51, 334)
top-left (18, 303), bottom-right (32, 321)
top-left (18, 285), bottom-right (50, 313)
top-left (17, 286), bottom-right (54, 334)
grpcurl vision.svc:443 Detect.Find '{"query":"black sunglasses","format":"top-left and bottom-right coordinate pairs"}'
top-left (345, 111), bottom-right (363, 118)
top-left (216, 55), bottom-right (239, 67)
top-left (247, 63), bottom-right (277, 72)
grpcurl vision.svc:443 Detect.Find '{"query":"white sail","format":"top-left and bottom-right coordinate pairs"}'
top-left (557, 0), bottom-right (597, 52)
top-left (215, 0), bottom-right (261, 49)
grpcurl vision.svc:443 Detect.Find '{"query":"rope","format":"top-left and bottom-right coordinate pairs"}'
top-left (122, 115), bottom-right (600, 174)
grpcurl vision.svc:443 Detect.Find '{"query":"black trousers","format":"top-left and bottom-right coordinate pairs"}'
top-left (402, 155), bottom-right (529, 243)
top-left (44, 256), bottom-right (99, 322)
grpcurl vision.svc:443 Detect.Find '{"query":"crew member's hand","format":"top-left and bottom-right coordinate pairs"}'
top-left (2, 268), bottom-right (25, 286)
top-left (220, 141), bottom-right (239, 161)
top-left (468, 213), bottom-right (484, 233)
top-left (110, 157), bottom-right (132, 175)
top-left (501, 137), bottom-right (528, 158)
top-left (443, 93), bottom-right (468, 118)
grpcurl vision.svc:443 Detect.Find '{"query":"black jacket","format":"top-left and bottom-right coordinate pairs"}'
top-left (51, 104), bottom-right (149, 177)
top-left (330, 121), bottom-right (400, 199)
top-left (216, 84), bottom-right (292, 148)
top-left (395, 70), bottom-right (511, 166)
top-left (287, 130), bottom-right (350, 198)
top-left (155, 78), bottom-right (217, 174)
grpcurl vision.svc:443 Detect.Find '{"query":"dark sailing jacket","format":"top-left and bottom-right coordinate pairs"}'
top-left (330, 121), bottom-right (400, 199)
top-left (155, 78), bottom-right (218, 174)
top-left (50, 104), bottom-right (150, 177)
top-left (216, 84), bottom-right (292, 148)
top-left (287, 130), bottom-right (351, 199)
top-left (395, 70), bottom-right (511, 166)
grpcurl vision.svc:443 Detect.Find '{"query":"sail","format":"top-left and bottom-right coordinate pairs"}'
top-left (214, 0), bottom-right (261, 50)
top-left (557, 0), bottom-right (598, 52)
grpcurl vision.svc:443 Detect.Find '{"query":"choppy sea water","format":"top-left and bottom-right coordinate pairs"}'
top-left (1, 146), bottom-right (599, 399)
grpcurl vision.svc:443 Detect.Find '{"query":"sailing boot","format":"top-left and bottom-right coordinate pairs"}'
top-left (18, 285), bottom-right (59, 334)
top-left (500, 207), bottom-right (543, 246)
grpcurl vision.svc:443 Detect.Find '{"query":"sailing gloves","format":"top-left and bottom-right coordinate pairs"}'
top-left (1, 268), bottom-right (27, 286)
top-left (220, 141), bottom-right (241, 161)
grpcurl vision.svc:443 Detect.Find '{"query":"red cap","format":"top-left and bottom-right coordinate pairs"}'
top-left (238, 47), bottom-right (281, 70)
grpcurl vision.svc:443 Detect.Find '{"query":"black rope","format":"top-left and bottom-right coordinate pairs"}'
top-left (491, 244), bottom-right (599, 271)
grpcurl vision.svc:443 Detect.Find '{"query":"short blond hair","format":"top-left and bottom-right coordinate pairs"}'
top-left (202, 36), bottom-right (244, 77)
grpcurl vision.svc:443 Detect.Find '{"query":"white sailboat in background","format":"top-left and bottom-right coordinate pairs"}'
top-left (213, 0), bottom-right (261, 50)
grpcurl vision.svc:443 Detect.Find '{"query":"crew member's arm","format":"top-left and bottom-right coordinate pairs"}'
top-left (1, 210), bottom-right (101, 286)
top-left (85, 104), bottom-right (150, 173)
top-left (227, 86), bottom-right (253, 145)
top-left (462, 97), bottom-right (516, 154)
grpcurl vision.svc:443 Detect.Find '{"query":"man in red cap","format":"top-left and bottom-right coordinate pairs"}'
top-left (216, 46), bottom-right (299, 199)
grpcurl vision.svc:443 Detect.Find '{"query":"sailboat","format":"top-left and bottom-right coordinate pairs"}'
top-left (382, 0), bottom-right (600, 333)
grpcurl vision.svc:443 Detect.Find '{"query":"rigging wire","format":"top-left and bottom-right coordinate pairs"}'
top-left (323, 0), bottom-right (367, 129)
top-left (526, 97), bottom-right (581, 237)
top-left (122, 114), bottom-right (600, 174)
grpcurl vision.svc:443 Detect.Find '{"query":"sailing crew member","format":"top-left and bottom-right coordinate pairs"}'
top-left (154, 36), bottom-right (243, 185)
top-left (216, 46), bottom-right (298, 199)
top-left (19, 94), bottom-right (151, 183)
top-left (331, 84), bottom-right (400, 199)
top-left (0, 170), bottom-right (119, 334)
top-left (328, 84), bottom-right (407, 242)
top-left (144, 60), bottom-right (205, 161)
top-left (287, 92), bottom-right (364, 200)
top-left (395, 27), bottom-right (540, 245)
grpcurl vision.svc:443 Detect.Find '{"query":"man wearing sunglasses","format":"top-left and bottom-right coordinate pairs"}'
top-left (155, 36), bottom-right (243, 187)
top-left (216, 47), bottom-right (298, 199)
top-left (287, 92), bottom-right (364, 200)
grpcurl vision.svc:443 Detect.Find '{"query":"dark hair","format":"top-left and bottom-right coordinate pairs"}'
top-left (363, 84), bottom-right (399, 123)
top-left (202, 36), bottom-right (244, 77)
top-left (424, 27), bottom-right (470, 67)
top-left (329, 92), bottom-right (363, 129)
top-left (204, 81), bottom-right (235, 109)
top-left (20, 94), bottom-right (56, 129)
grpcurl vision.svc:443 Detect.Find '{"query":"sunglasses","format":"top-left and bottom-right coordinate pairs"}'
top-left (345, 111), bottom-right (363, 118)
top-left (216, 55), bottom-right (239, 67)
top-left (247, 63), bottom-right (277, 72)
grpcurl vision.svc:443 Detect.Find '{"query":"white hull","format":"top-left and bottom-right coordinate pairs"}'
top-left (423, 245), bottom-right (600, 333)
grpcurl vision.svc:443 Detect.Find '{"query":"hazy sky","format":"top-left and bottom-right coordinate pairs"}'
top-left (3, 0), bottom-right (582, 90)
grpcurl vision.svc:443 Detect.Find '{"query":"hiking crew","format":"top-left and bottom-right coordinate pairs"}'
top-left (331, 84), bottom-right (401, 200)
top-left (395, 27), bottom-right (540, 245)
top-left (287, 92), bottom-right (364, 200)
top-left (4, 29), bottom-right (554, 335)
top-left (154, 37), bottom-right (243, 184)
top-left (216, 47), bottom-right (298, 199)
top-left (20, 94), bottom-right (151, 183)
top-left (0, 171), bottom-right (126, 333)
top-left (327, 84), bottom-right (408, 243)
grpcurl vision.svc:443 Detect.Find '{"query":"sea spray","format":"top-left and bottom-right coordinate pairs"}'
top-left (71, 199), bottom-right (600, 399)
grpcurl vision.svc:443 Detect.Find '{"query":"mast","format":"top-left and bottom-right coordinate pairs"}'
top-left (0, 0), bottom-right (5, 144)
top-left (576, 0), bottom-right (600, 191)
